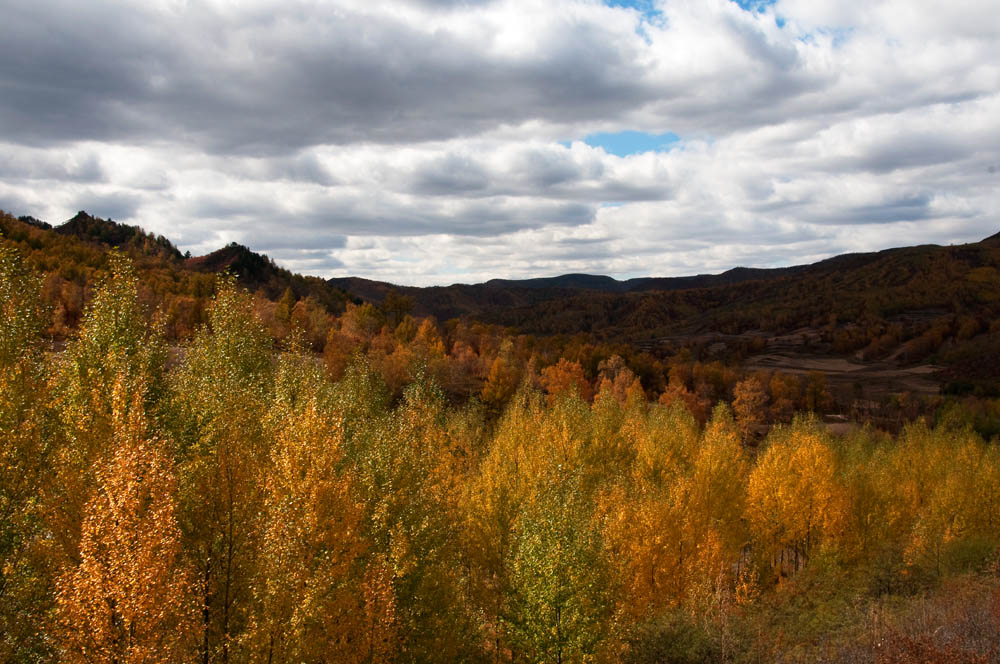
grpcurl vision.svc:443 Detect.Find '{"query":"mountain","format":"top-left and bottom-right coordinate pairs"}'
top-left (17, 215), bottom-right (52, 230)
top-left (54, 210), bottom-right (184, 260)
top-left (483, 273), bottom-right (624, 291)
top-left (183, 241), bottom-right (353, 312)
top-left (327, 237), bottom-right (999, 331)
top-left (0, 210), bottom-right (353, 334)
top-left (481, 240), bottom-right (1000, 339)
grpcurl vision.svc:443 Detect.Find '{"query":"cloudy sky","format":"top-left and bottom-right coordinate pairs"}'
top-left (1, 0), bottom-right (998, 285)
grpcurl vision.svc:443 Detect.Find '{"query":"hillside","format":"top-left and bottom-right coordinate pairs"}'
top-left (330, 233), bottom-right (1000, 402)
top-left (0, 210), bottom-right (353, 338)
top-left (485, 241), bottom-right (1000, 338)
top-left (4, 207), bottom-right (999, 397)
top-left (329, 235), bottom-right (1000, 344)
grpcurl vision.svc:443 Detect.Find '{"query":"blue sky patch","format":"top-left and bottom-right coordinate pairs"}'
top-left (583, 130), bottom-right (680, 157)
top-left (730, 0), bottom-right (777, 11)
top-left (604, 0), bottom-right (660, 16)
top-left (606, 1), bottom-right (785, 32)
top-left (603, 0), bottom-right (663, 37)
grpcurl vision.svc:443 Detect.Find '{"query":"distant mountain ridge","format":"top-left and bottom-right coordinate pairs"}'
top-left (329, 246), bottom-right (915, 303)
top-left (330, 234), bottom-right (1000, 340)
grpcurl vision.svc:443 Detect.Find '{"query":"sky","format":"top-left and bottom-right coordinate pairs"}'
top-left (0, 0), bottom-right (998, 286)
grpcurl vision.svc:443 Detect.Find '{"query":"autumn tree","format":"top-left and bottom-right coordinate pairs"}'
top-left (324, 324), bottom-right (360, 382)
top-left (382, 289), bottom-right (414, 329)
top-left (482, 340), bottom-right (521, 410)
top-left (442, 339), bottom-right (484, 399)
top-left (48, 252), bottom-right (167, 564)
top-left (732, 375), bottom-right (768, 441)
top-left (898, 423), bottom-right (1000, 577)
top-left (243, 348), bottom-right (379, 663)
top-left (596, 354), bottom-right (637, 406)
top-left (340, 301), bottom-right (385, 343)
top-left (804, 371), bottom-right (834, 413)
top-left (686, 405), bottom-right (750, 590)
top-left (768, 372), bottom-right (800, 423)
top-left (55, 378), bottom-right (198, 663)
top-left (746, 420), bottom-right (847, 578)
top-left (0, 244), bottom-right (52, 660)
top-left (540, 358), bottom-right (593, 406)
top-left (289, 295), bottom-right (333, 351)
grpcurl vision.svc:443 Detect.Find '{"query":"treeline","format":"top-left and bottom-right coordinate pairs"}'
top-left (3, 247), bottom-right (1000, 663)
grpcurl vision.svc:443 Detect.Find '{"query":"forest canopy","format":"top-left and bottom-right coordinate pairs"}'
top-left (1, 240), bottom-right (999, 663)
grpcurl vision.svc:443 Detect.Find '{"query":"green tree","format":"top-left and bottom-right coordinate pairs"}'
top-left (507, 470), bottom-right (611, 663)
top-left (274, 286), bottom-right (295, 324)
top-left (347, 376), bottom-right (481, 661)
top-left (168, 277), bottom-right (274, 663)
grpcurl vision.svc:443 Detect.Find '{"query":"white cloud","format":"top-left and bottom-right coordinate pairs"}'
top-left (0, 0), bottom-right (997, 285)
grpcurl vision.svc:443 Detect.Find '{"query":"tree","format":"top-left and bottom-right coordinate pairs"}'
top-left (324, 326), bottom-right (360, 382)
top-left (600, 484), bottom-right (686, 619)
top-left (274, 287), bottom-right (296, 324)
top-left (595, 354), bottom-right (637, 406)
top-left (349, 378), bottom-right (481, 661)
top-left (732, 375), bottom-right (768, 441)
top-left (482, 342), bottom-right (521, 410)
top-left (804, 371), bottom-right (833, 413)
top-left (683, 405), bottom-right (750, 602)
top-left (168, 277), bottom-right (274, 663)
top-left (507, 471), bottom-right (611, 663)
top-left (244, 349), bottom-right (376, 663)
top-left (382, 290), bottom-right (414, 329)
top-left (340, 301), bottom-right (385, 342)
top-left (49, 253), bottom-right (167, 565)
top-left (0, 244), bottom-right (52, 660)
top-left (540, 358), bottom-right (593, 406)
top-left (55, 378), bottom-right (198, 663)
top-left (746, 421), bottom-right (846, 578)
top-left (768, 373), bottom-right (800, 423)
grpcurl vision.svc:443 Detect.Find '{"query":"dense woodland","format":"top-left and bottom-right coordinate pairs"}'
top-left (2, 214), bottom-right (1000, 662)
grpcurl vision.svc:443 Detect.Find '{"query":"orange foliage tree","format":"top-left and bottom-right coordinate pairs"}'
top-left (55, 379), bottom-right (197, 663)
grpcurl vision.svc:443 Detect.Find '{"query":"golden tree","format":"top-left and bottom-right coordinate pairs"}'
top-left (48, 253), bottom-right (167, 564)
top-left (746, 421), bottom-right (847, 578)
top-left (685, 405), bottom-right (750, 599)
top-left (0, 244), bottom-right (52, 660)
top-left (481, 342), bottom-right (520, 410)
top-left (56, 378), bottom-right (197, 663)
top-left (244, 348), bottom-right (380, 663)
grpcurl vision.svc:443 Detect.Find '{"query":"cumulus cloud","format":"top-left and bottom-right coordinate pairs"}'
top-left (0, 0), bottom-right (997, 285)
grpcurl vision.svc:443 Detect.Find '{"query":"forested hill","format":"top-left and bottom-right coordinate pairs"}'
top-left (329, 235), bottom-right (1000, 336)
top-left (0, 210), bottom-right (353, 337)
top-left (484, 239), bottom-right (1000, 338)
